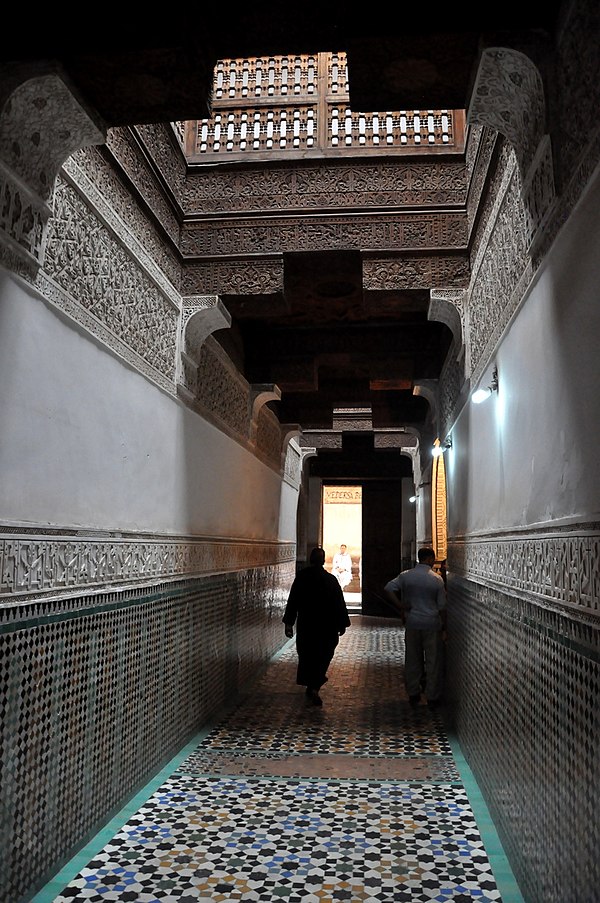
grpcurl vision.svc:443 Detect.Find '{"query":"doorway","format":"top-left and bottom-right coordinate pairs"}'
top-left (322, 485), bottom-right (362, 606)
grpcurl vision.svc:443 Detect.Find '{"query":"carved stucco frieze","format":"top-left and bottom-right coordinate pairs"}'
top-left (63, 151), bottom-right (181, 300)
top-left (183, 159), bottom-right (467, 214)
top-left (134, 123), bottom-right (188, 205)
top-left (0, 71), bottom-right (105, 276)
top-left (255, 407), bottom-right (286, 469)
top-left (465, 126), bottom-right (500, 234)
top-left (363, 255), bottom-right (470, 291)
top-left (192, 337), bottom-right (250, 439)
top-left (448, 525), bottom-right (600, 619)
top-left (180, 212), bottom-right (468, 258)
top-left (467, 146), bottom-right (531, 383)
top-left (43, 176), bottom-right (179, 381)
top-left (438, 352), bottom-right (465, 441)
top-left (182, 258), bottom-right (284, 296)
top-left (104, 128), bottom-right (183, 250)
top-left (0, 528), bottom-right (295, 604)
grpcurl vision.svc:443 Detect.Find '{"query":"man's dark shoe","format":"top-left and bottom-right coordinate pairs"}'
top-left (306, 688), bottom-right (323, 706)
top-left (409, 695), bottom-right (420, 707)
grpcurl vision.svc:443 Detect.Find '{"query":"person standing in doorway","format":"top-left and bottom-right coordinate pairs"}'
top-left (384, 547), bottom-right (447, 709)
top-left (332, 543), bottom-right (353, 590)
top-left (283, 547), bottom-right (351, 706)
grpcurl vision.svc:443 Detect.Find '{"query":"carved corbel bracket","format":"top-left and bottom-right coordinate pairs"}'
top-left (0, 69), bottom-right (105, 277)
top-left (468, 47), bottom-right (556, 245)
top-left (413, 380), bottom-right (439, 427)
top-left (177, 295), bottom-right (231, 401)
top-left (249, 383), bottom-right (282, 445)
top-left (429, 289), bottom-right (467, 367)
top-left (280, 424), bottom-right (302, 472)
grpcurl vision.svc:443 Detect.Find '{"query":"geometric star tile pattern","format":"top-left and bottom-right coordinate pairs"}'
top-left (42, 616), bottom-right (519, 902)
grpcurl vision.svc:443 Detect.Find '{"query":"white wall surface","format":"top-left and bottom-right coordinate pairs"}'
top-left (447, 165), bottom-right (600, 535)
top-left (0, 273), bottom-right (287, 539)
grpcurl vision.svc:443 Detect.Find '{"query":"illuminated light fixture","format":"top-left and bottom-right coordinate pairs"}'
top-left (432, 438), bottom-right (452, 457)
top-left (472, 365), bottom-right (499, 404)
top-left (409, 494), bottom-right (418, 503)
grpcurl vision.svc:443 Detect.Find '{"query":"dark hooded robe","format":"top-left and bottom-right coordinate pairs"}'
top-left (283, 558), bottom-right (351, 691)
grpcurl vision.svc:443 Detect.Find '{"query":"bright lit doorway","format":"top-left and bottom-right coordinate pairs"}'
top-left (322, 484), bottom-right (362, 607)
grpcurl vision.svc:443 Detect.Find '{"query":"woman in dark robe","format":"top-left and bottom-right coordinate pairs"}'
top-left (283, 546), bottom-right (351, 706)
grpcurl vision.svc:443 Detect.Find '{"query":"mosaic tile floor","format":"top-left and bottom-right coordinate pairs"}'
top-left (34, 616), bottom-right (524, 903)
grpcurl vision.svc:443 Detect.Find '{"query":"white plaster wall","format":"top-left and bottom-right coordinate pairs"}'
top-left (278, 470), bottom-right (300, 542)
top-left (0, 273), bottom-right (287, 539)
top-left (447, 165), bottom-right (600, 535)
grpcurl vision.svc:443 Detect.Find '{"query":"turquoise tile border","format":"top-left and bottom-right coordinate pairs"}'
top-left (446, 731), bottom-right (526, 903)
top-left (30, 638), bottom-right (520, 903)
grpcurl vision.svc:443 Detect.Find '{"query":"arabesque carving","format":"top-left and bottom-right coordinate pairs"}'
top-left (0, 72), bottom-right (104, 275)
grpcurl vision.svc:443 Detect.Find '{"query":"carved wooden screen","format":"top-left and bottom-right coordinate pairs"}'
top-left (178, 52), bottom-right (464, 163)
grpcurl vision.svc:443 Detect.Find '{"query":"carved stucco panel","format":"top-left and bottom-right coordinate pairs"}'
top-left (194, 339), bottom-right (249, 437)
top-left (182, 258), bottom-right (284, 296)
top-left (283, 439), bottom-right (302, 485)
top-left (363, 255), bottom-right (469, 290)
top-left (44, 177), bottom-right (178, 379)
top-left (256, 407), bottom-right (283, 468)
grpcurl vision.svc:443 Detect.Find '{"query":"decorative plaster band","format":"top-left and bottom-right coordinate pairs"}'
top-left (0, 528), bottom-right (295, 605)
top-left (448, 525), bottom-right (600, 619)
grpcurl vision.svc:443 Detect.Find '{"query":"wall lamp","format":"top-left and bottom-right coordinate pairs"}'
top-left (432, 438), bottom-right (452, 457)
top-left (409, 480), bottom-right (430, 502)
top-left (472, 365), bottom-right (499, 404)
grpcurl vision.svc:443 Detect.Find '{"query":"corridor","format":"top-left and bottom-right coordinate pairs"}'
top-left (32, 617), bottom-right (523, 903)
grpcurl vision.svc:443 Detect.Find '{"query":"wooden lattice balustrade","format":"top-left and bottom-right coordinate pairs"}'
top-left (176, 52), bottom-right (465, 162)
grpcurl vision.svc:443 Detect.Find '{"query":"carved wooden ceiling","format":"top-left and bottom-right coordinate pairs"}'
top-left (5, 6), bottom-right (563, 467)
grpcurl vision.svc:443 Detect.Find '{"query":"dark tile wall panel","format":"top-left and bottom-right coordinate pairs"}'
top-left (0, 562), bottom-right (293, 903)
top-left (446, 574), bottom-right (600, 903)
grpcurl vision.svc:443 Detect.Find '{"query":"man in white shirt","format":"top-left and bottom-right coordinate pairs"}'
top-left (384, 547), bottom-right (447, 708)
top-left (332, 543), bottom-right (352, 590)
